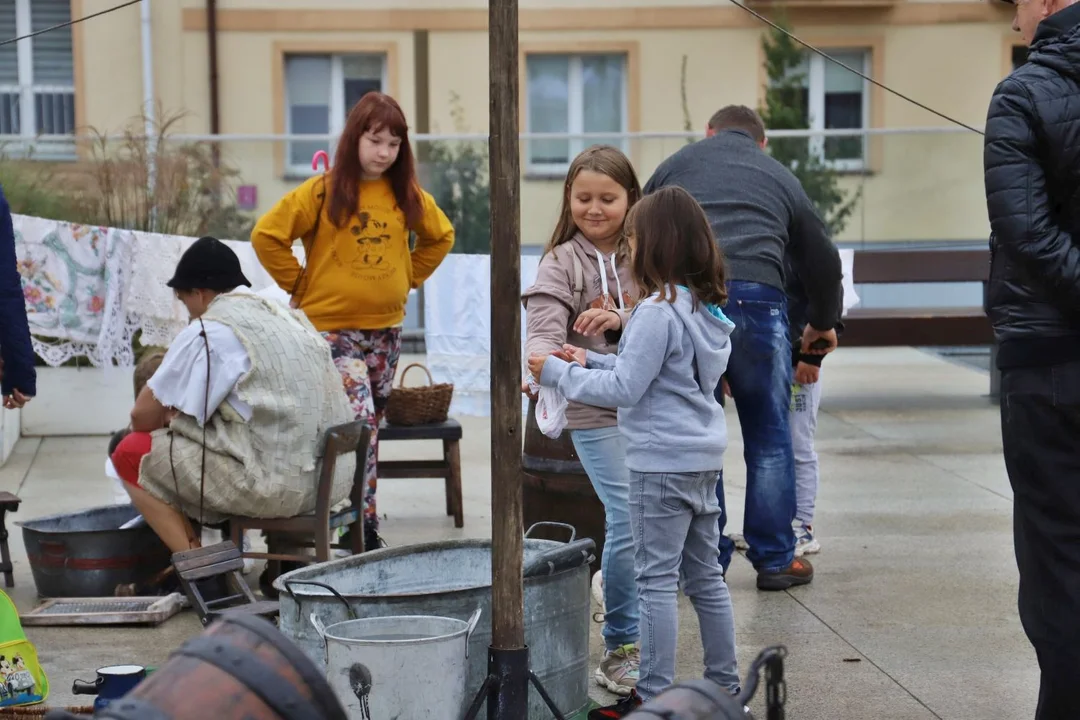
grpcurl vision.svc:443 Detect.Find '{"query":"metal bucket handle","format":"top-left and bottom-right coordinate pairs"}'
top-left (309, 613), bottom-right (331, 664)
top-left (284, 579), bottom-right (356, 622)
top-left (310, 607), bottom-right (484, 663)
top-left (523, 538), bottom-right (596, 578)
top-left (524, 522), bottom-right (576, 543)
top-left (464, 607), bottom-right (482, 659)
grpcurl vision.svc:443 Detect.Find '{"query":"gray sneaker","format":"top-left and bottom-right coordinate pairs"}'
top-left (595, 644), bottom-right (639, 696)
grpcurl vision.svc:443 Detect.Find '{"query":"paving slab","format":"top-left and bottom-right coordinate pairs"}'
top-left (0, 347), bottom-right (1040, 717)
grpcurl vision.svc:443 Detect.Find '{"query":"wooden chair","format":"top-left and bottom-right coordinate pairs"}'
top-left (229, 420), bottom-right (371, 569)
top-left (377, 419), bottom-right (464, 528)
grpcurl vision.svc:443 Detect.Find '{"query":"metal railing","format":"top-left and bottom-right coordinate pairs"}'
top-left (0, 126), bottom-right (991, 335)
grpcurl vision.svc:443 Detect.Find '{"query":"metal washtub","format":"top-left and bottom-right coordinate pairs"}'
top-left (18, 505), bottom-right (171, 598)
top-left (276, 523), bottom-right (595, 720)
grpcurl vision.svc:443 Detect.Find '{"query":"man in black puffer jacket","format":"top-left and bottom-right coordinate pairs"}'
top-left (984, 0), bottom-right (1080, 717)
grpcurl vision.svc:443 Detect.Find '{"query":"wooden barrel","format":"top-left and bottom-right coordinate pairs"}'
top-left (85, 615), bottom-right (348, 720)
top-left (626, 679), bottom-right (748, 719)
top-left (522, 398), bottom-right (605, 574)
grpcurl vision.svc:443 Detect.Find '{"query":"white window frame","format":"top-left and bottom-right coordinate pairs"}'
top-left (284, 52), bottom-right (388, 176)
top-left (1, 0), bottom-right (76, 157)
top-left (524, 53), bottom-right (628, 176)
top-left (804, 49), bottom-right (870, 172)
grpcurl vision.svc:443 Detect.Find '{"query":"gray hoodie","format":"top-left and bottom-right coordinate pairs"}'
top-left (539, 286), bottom-right (735, 473)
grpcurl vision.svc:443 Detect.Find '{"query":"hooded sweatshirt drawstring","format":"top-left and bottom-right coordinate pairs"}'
top-left (594, 249), bottom-right (627, 311)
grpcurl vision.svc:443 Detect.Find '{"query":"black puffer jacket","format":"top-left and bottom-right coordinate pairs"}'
top-left (984, 3), bottom-right (1080, 369)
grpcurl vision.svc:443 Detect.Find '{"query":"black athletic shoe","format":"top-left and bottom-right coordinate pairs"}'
top-left (588, 690), bottom-right (643, 719)
top-left (363, 527), bottom-right (388, 553)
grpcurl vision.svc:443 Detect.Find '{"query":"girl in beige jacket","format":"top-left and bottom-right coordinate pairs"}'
top-left (522, 145), bottom-right (643, 696)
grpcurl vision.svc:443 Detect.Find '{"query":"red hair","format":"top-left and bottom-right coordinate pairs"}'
top-left (327, 92), bottom-right (424, 230)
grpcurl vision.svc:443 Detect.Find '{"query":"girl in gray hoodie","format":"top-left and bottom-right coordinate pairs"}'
top-left (530, 186), bottom-right (739, 716)
top-left (521, 145), bottom-right (644, 696)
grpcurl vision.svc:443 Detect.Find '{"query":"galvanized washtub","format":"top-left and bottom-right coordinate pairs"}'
top-left (275, 523), bottom-right (595, 720)
top-left (19, 504), bottom-right (171, 598)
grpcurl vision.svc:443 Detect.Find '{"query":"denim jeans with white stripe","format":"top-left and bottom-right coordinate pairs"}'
top-left (629, 470), bottom-right (740, 701)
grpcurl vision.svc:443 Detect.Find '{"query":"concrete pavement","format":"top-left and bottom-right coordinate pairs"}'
top-left (0, 347), bottom-right (1036, 718)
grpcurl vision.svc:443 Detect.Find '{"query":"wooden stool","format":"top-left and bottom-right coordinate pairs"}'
top-left (378, 419), bottom-right (464, 528)
top-left (172, 542), bottom-right (280, 626)
top-left (0, 492), bottom-right (21, 587)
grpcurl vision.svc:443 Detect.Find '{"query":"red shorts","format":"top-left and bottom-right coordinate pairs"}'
top-left (111, 431), bottom-right (153, 488)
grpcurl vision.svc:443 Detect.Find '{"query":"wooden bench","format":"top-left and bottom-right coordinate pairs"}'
top-left (842, 248), bottom-right (998, 396)
top-left (377, 419), bottom-right (464, 528)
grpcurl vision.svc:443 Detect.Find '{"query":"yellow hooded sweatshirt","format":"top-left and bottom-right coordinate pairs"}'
top-left (251, 174), bottom-right (455, 332)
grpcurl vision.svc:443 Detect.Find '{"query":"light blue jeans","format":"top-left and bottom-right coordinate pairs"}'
top-left (630, 470), bottom-right (740, 702)
top-left (571, 426), bottom-right (640, 650)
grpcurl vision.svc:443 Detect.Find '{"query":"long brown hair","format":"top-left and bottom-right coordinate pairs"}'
top-left (544, 145), bottom-right (642, 257)
top-left (628, 186), bottom-right (728, 308)
top-left (327, 92), bottom-right (424, 230)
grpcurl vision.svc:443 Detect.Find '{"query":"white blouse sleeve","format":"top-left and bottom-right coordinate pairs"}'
top-left (146, 320), bottom-right (252, 426)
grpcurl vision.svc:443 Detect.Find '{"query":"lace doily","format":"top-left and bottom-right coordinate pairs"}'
top-left (14, 215), bottom-right (136, 368)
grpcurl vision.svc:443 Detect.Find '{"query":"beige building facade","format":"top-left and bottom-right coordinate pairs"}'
top-left (13, 0), bottom-right (1028, 246)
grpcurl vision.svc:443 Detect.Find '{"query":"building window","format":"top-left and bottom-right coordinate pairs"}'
top-left (525, 53), bottom-right (627, 174)
top-left (0, 0), bottom-right (76, 156)
top-left (783, 49), bottom-right (870, 171)
top-left (284, 53), bottom-right (386, 174)
top-left (1011, 44), bottom-right (1028, 70)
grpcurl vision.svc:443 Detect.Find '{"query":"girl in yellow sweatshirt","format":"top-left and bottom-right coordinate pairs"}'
top-left (252, 92), bottom-right (454, 550)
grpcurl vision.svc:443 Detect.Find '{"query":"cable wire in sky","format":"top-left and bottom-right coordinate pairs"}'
top-left (726, 0), bottom-right (987, 136)
top-left (1, 0), bottom-right (985, 137)
top-left (0, 0), bottom-right (141, 49)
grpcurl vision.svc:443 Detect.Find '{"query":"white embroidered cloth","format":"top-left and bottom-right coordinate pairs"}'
top-left (126, 233), bottom-right (302, 347)
top-left (13, 215), bottom-right (135, 368)
top-left (423, 253), bottom-right (541, 417)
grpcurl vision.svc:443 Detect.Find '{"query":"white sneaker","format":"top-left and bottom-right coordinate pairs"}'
top-left (728, 533), bottom-right (749, 550)
top-left (793, 521), bottom-right (821, 557)
top-left (591, 570), bottom-right (605, 624)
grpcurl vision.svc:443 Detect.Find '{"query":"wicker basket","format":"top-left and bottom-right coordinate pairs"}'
top-left (0, 707), bottom-right (94, 719)
top-left (385, 363), bottom-right (453, 426)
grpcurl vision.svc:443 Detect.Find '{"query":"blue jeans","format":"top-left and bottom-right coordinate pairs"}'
top-left (715, 281), bottom-right (797, 573)
top-left (571, 426), bottom-right (640, 650)
top-left (630, 470), bottom-right (740, 701)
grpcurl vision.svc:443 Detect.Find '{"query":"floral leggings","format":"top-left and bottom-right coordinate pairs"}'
top-left (322, 328), bottom-right (402, 532)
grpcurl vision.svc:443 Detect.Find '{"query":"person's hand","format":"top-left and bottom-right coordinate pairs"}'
top-left (3, 390), bottom-right (31, 410)
top-left (527, 354), bottom-right (550, 379)
top-left (801, 326), bottom-right (838, 355)
top-left (521, 379), bottom-right (537, 400)
top-left (556, 344), bottom-right (586, 366)
top-left (721, 377), bottom-right (732, 398)
top-left (573, 309), bottom-right (621, 337)
top-left (794, 362), bottom-right (820, 385)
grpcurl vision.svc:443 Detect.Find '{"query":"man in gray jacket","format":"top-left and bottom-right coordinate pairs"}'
top-left (644, 105), bottom-right (843, 590)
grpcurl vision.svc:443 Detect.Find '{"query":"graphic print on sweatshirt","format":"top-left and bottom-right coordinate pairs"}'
top-left (329, 206), bottom-right (403, 283)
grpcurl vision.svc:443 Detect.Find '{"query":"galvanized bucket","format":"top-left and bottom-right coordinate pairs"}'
top-left (310, 609), bottom-right (482, 720)
top-left (276, 523), bottom-right (595, 720)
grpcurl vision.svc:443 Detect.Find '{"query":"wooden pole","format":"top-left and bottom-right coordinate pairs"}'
top-left (488, 0), bottom-right (524, 654)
